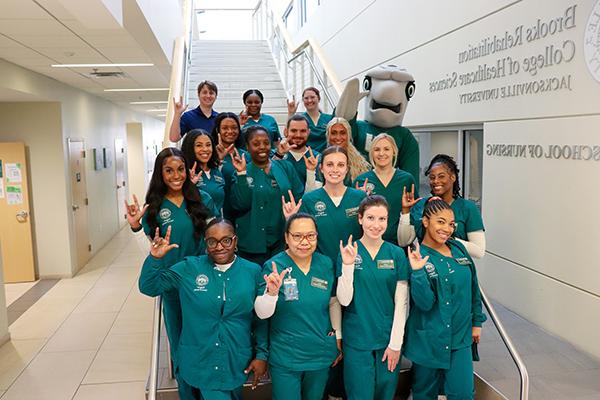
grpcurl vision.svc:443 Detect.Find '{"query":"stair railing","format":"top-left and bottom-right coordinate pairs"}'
top-left (480, 286), bottom-right (530, 399)
top-left (252, 0), bottom-right (342, 114)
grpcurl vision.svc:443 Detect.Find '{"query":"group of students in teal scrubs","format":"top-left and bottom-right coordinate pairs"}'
top-left (125, 83), bottom-right (487, 399)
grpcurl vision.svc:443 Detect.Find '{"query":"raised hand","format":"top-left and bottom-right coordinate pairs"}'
top-left (382, 347), bottom-right (400, 372)
top-left (275, 138), bottom-right (292, 157)
top-left (282, 190), bottom-right (302, 219)
top-left (172, 96), bottom-right (188, 115)
top-left (286, 95), bottom-right (298, 115)
top-left (216, 133), bottom-right (234, 161)
top-left (339, 235), bottom-right (358, 265)
top-left (230, 148), bottom-right (247, 173)
top-left (356, 178), bottom-right (372, 195)
top-left (149, 226), bottom-right (179, 258)
top-left (263, 261), bottom-right (289, 296)
top-left (303, 147), bottom-right (318, 171)
top-left (244, 359), bottom-right (267, 390)
top-left (189, 162), bottom-right (201, 184)
top-left (401, 184), bottom-right (421, 213)
top-left (407, 241), bottom-right (430, 271)
top-left (124, 194), bottom-right (148, 229)
top-left (239, 110), bottom-right (249, 126)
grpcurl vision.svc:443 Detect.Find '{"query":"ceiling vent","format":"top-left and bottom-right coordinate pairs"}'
top-left (86, 69), bottom-right (127, 78)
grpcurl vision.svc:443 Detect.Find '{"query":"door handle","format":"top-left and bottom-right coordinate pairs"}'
top-left (16, 210), bottom-right (29, 222)
top-left (72, 204), bottom-right (80, 211)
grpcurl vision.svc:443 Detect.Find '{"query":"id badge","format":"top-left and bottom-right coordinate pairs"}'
top-left (283, 277), bottom-right (299, 301)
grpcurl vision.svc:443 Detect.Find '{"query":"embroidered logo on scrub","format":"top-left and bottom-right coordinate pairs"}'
top-left (246, 177), bottom-right (254, 187)
top-left (354, 254), bottom-right (363, 270)
top-left (159, 208), bottom-right (174, 225)
top-left (424, 263), bottom-right (438, 278)
top-left (310, 277), bottom-right (328, 290)
top-left (455, 257), bottom-right (472, 266)
top-left (194, 274), bottom-right (209, 292)
top-left (366, 182), bottom-right (376, 193)
top-left (314, 201), bottom-right (327, 217)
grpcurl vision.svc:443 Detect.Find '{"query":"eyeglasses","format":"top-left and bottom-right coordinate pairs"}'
top-left (205, 235), bottom-right (236, 249)
top-left (288, 232), bottom-right (318, 243)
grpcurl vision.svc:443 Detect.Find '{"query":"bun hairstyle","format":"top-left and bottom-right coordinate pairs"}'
top-left (425, 154), bottom-right (461, 198)
top-left (358, 195), bottom-right (389, 217)
top-left (242, 89), bottom-right (264, 104)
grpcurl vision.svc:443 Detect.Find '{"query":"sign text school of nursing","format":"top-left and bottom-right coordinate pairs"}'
top-left (427, 4), bottom-right (579, 104)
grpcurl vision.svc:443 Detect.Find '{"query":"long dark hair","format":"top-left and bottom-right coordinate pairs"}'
top-left (211, 112), bottom-right (245, 149)
top-left (145, 147), bottom-right (211, 239)
top-left (425, 154), bottom-right (461, 198)
top-left (181, 129), bottom-right (219, 171)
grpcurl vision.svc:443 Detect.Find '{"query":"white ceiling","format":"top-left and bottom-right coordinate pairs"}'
top-left (0, 0), bottom-right (175, 118)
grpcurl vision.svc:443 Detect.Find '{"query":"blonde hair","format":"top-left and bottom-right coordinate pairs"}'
top-left (369, 133), bottom-right (398, 168)
top-left (326, 117), bottom-right (371, 181)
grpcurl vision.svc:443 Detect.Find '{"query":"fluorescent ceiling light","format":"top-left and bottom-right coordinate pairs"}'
top-left (104, 88), bottom-right (169, 92)
top-left (52, 63), bottom-right (154, 67)
top-left (147, 108), bottom-right (167, 112)
top-left (130, 101), bottom-right (169, 105)
top-left (156, 114), bottom-right (167, 117)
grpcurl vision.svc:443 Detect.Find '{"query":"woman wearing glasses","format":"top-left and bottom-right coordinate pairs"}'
top-left (254, 213), bottom-right (342, 400)
top-left (139, 218), bottom-right (268, 400)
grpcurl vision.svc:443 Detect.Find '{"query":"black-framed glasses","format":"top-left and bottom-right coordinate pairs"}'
top-left (288, 231), bottom-right (318, 243)
top-left (205, 235), bottom-right (236, 249)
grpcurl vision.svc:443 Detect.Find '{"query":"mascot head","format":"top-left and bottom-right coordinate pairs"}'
top-left (362, 65), bottom-right (415, 129)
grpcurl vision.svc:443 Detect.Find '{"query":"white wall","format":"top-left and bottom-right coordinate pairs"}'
top-left (289, 0), bottom-right (600, 358)
top-left (0, 58), bottom-right (164, 278)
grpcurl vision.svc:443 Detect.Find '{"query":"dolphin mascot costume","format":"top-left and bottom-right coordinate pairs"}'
top-left (336, 65), bottom-right (419, 183)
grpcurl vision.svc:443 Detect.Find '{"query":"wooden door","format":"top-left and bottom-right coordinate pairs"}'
top-left (0, 142), bottom-right (35, 282)
top-left (67, 139), bottom-right (90, 270)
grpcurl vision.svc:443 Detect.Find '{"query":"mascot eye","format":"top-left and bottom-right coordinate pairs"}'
top-left (363, 77), bottom-right (372, 91)
top-left (405, 81), bottom-right (416, 100)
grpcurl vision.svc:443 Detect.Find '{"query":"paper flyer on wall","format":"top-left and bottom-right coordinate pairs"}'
top-left (6, 185), bottom-right (23, 205)
top-left (0, 179), bottom-right (4, 199)
top-left (5, 163), bottom-right (22, 183)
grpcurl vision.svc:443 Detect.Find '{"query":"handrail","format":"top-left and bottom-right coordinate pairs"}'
top-left (254, 0), bottom-right (342, 113)
top-left (146, 297), bottom-right (162, 400)
top-left (479, 286), bottom-right (529, 400)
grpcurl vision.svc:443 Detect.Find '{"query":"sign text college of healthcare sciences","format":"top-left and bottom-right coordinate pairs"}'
top-left (428, 4), bottom-right (582, 104)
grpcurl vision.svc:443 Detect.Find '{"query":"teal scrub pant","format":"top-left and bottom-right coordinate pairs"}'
top-left (270, 365), bottom-right (329, 400)
top-left (411, 346), bottom-right (474, 400)
top-left (343, 345), bottom-right (400, 400)
top-left (191, 386), bottom-right (242, 400)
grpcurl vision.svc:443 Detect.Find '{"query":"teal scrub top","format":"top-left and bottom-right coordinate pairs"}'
top-left (243, 114), bottom-right (281, 146)
top-left (195, 168), bottom-right (225, 216)
top-left (299, 187), bottom-right (366, 264)
top-left (353, 169), bottom-right (416, 245)
top-left (230, 160), bottom-right (304, 254)
top-left (336, 240), bottom-right (409, 351)
top-left (410, 196), bottom-right (485, 241)
top-left (221, 149), bottom-right (250, 222)
top-left (304, 112), bottom-right (333, 153)
top-left (138, 255), bottom-right (268, 391)
top-left (348, 117), bottom-right (420, 184)
top-left (280, 147), bottom-right (321, 190)
top-left (260, 251), bottom-right (338, 371)
top-left (404, 240), bottom-right (486, 369)
top-left (141, 197), bottom-right (212, 370)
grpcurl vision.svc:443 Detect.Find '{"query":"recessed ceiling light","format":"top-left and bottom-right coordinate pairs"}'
top-left (130, 101), bottom-right (169, 105)
top-left (104, 88), bottom-right (169, 92)
top-left (52, 63), bottom-right (154, 67)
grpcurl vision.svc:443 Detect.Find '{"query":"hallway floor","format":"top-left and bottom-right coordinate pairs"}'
top-left (0, 228), bottom-right (599, 399)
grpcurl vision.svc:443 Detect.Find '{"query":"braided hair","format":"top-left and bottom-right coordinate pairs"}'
top-left (425, 154), bottom-right (461, 198)
top-left (422, 197), bottom-right (453, 220)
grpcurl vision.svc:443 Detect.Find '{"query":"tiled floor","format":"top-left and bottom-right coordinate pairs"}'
top-left (0, 227), bottom-right (150, 400)
top-left (0, 227), bottom-right (599, 399)
top-left (4, 282), bottom-right (37, 307)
